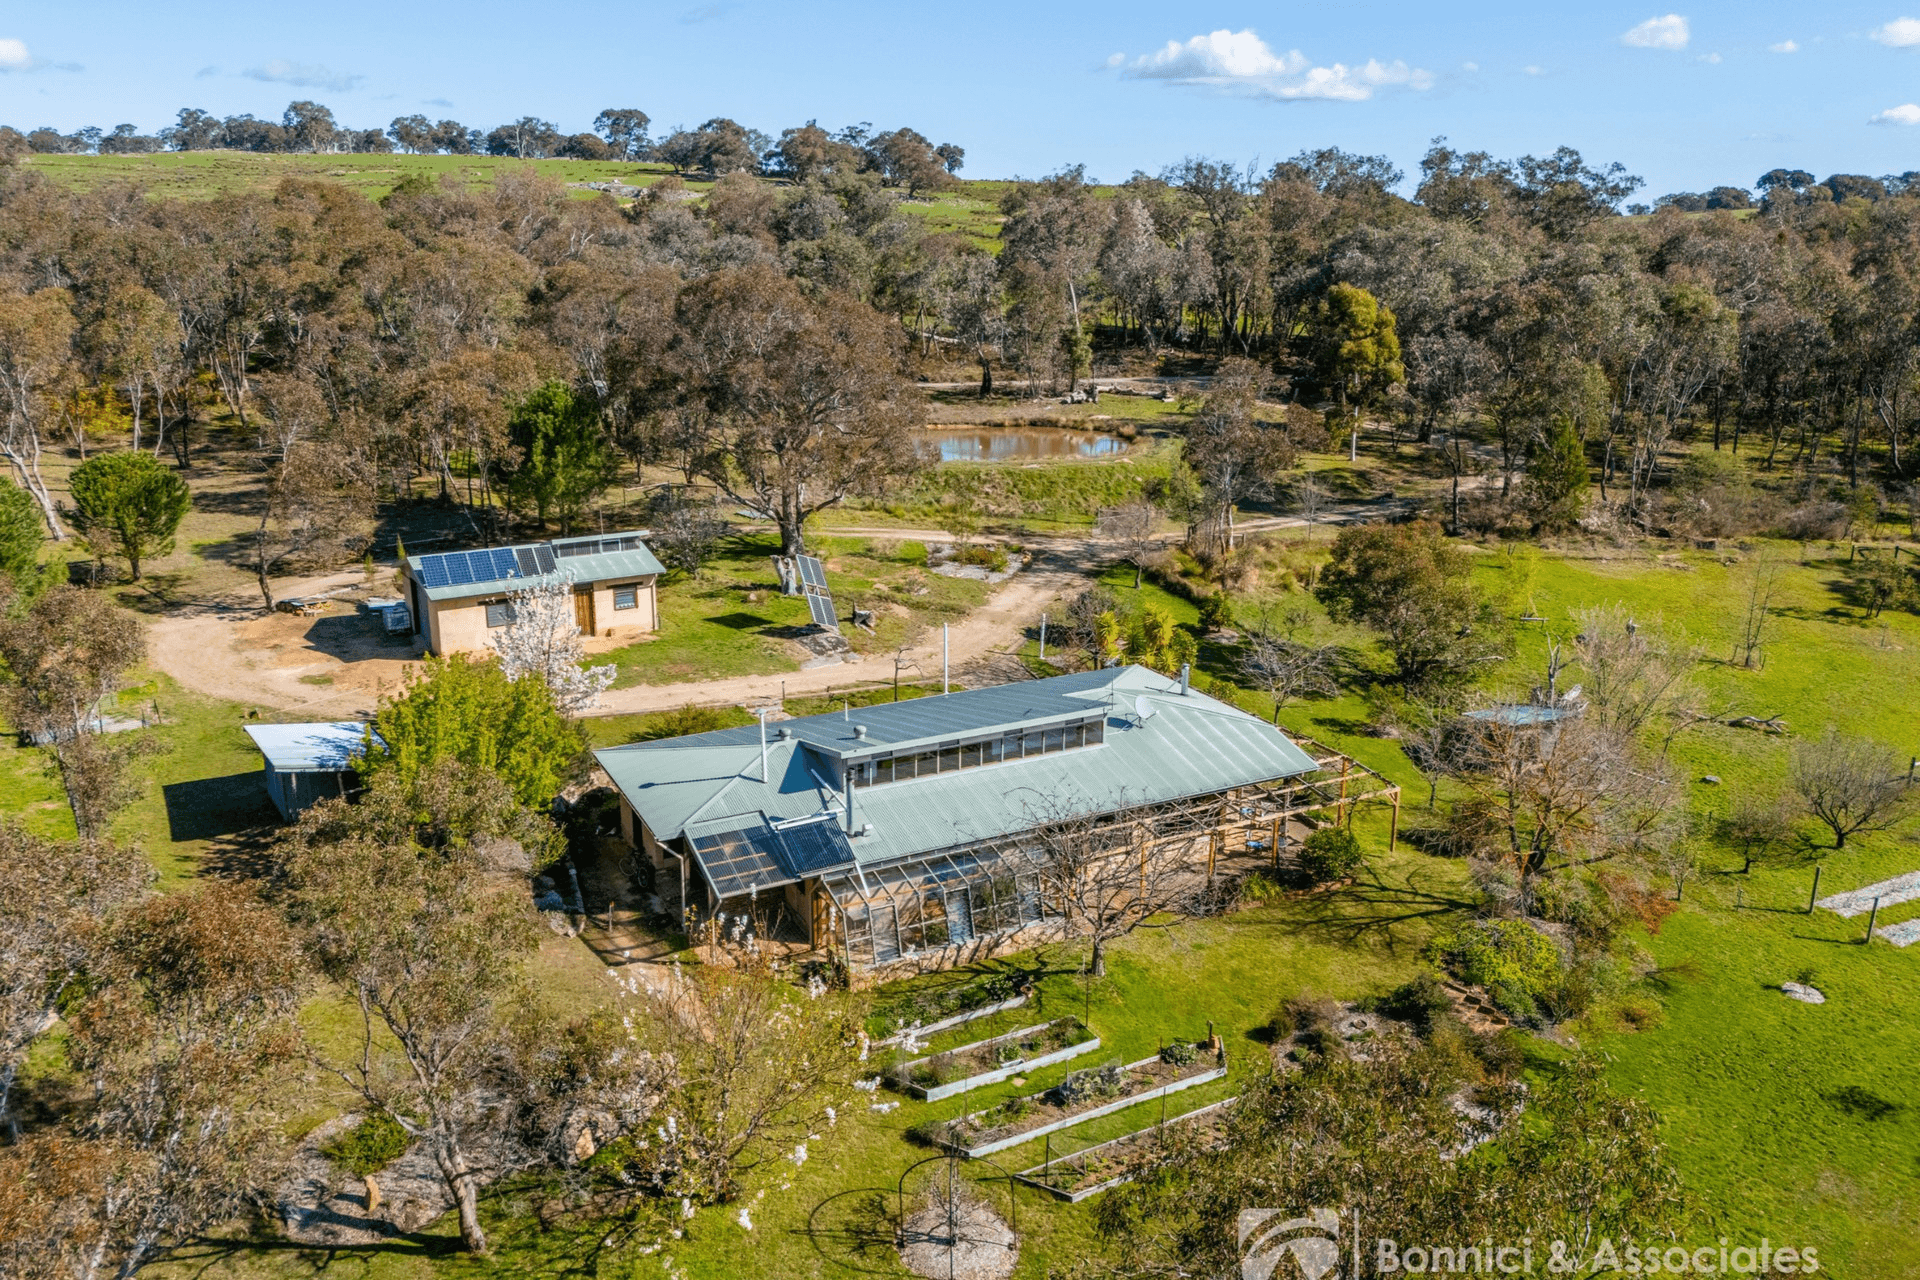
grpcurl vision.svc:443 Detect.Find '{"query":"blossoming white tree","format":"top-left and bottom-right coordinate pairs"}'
top-left (489, 575), bottom-right (616, 715)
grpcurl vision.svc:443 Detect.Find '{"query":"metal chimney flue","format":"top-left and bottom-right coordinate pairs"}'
top-left (1179, 663), bottom-right (1191, 695)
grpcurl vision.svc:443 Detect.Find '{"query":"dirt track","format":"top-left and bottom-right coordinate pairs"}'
top-left (144, 494), bottom-right (1408, 721)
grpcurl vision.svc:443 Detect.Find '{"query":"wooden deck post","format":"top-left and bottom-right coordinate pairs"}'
top-left (1271, 817), bottom-right (1281, 867)
top-left (1389, 792), bottom-right (1400, 852)
top-left (1207, 831), bottom-right (1217, 880)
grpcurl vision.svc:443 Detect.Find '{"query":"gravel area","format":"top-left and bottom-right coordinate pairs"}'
top-left (898, 1199), bottom-right (1018, 1280)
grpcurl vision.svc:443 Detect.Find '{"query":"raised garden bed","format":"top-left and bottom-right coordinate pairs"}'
top-left (1015, 1095), bottom-right (1236, 1201)
top-left (866, 972), bottom-right (1034, 1044)
top-left (873, 992), bottom-right (1030, 1048)
top-left (940, 1044), bottom-right (1227, 1158)
top-left (888, 1017), bottom-right (1100, 1102)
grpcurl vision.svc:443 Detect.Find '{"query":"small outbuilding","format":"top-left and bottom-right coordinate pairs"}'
top-left (402, 531), bottom-right (665, 657)
top-left (244, 722), bottom-right (380, 821)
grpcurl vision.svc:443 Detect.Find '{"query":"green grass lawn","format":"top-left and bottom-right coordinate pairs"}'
top-left (601, 532), bottom-right (990, 688)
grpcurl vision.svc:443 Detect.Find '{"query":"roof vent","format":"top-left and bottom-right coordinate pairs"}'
top-left (859, 823), bottom-right (874, 837)
top-left (776, 727), bottom-right (792, 740)
top-left (852, 724), bottom-right (868, 739)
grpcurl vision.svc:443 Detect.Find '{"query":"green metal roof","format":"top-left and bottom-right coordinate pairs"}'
top-left (595, 666), bottom-right (1321, 877)
top-left (412, 538), bottom-right (664, 603)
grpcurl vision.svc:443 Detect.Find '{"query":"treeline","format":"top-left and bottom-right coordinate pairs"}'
top-left (2, 101), bottom-right (964, 187)
top-left (1, 124), bottom-right (1919, 580)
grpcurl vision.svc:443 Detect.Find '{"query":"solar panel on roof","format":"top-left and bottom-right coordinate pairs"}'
top-left (490, 548), bottom-right (519, 580)
top-left (689, 824), bottom-right (795, 899)
top-left (515, 547), bottom-right (538, 577)
top-left (444, 554), bottom-right (475, 586)
top-left (415, 554), bottom-right (450, 588)
top-left (806, 592), bottom-right (839, 629)
top-left (797, 555), bottom-right (828, 589)
top-left (533, 546), bottom-right (557, 574)
top-left (775, 818), bottom-right (854, 876)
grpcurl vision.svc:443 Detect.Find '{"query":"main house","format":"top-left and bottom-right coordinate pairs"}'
top-left (595, 666), bottom-right (1398, 974)
top-left (403, 530), bottom-right (665, 657)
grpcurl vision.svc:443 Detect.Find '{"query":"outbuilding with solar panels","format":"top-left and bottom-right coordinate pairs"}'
top-left (402, 530), bottom-right (665, 656)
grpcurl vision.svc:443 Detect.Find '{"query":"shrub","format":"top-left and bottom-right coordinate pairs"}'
top-left (1197, 592), bottom-right (1235, 631)
top-left (1425, 919), bottom-right (1565, 1018)
top-left (952, 544), bottom-right (1009, 572)
top-left (638, 704), bottom-right (746, 741)
top-left (1375, 973), bottom-right (1453, 1032)
top-left (1297, 827), bottom-right (1364, 884)
top-left (898, 540), bottom-right (929, 566)
top-left (321, 1111), bottom-right (409, 1177)
top-left (1777, 501), bottom-right (1848, 541)
top-left (1047, 1060), bottom-right (1126, 1108)
top-left (1159, 1041), bottom-right (1199, 1066)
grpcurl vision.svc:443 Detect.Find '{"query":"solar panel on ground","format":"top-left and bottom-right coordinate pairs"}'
top-left (796, 555), bottom-right (828, 589)
top-left (689, 824), bottom-right (794, 899)
top-left (806, 592), bottom-right (839, 629)
top-left (775, 818), bottom-right (854, 876)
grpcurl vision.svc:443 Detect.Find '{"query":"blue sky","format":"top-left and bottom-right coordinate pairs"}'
top-left (5, 1), bottom-right (1920, 197)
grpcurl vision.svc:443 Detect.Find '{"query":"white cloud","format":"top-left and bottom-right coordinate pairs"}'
top-left (1769, 40), bottom-right (1798, 53)
top-left (1871, 17), bottom-right (1920, 46)
top-left (1622, 14), bottom-right (1690, 49)
top-left (0, 38), bottom-right (28, 69)
top-left (243, 60), bottom-right (363, 91)
top-left (1871, 102), bottom-right (1920, 124)
top-left (1120, 28), bottom-right (1433, 101)
top-left (1523, 64), bottom-right (1546, 76)
top-left (1697, 51), bottom-right (1722, 63)
top-left (1462, 60), bottom-right (1480, 72)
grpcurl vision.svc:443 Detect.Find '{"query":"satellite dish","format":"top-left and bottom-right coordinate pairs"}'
top-left (1133, 695), bottom-right (1157, 722)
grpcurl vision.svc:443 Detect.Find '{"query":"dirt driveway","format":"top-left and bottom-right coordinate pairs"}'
top-left (147, 571), bottom-right (423, 719)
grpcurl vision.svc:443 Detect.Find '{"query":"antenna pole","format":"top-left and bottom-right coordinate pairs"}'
top-left (942, 623), bottom-right (949, 694)
top-left (758, 707), bottom-right (769, 782)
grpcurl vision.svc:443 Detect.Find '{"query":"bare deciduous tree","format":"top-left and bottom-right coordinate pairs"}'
top-left (1448, 713), bottom-right (1678, 885)
top-left (1791, 729), bottom-right (1911, 849)
top-left (1239, 632), bottom-right (1339, 723)
top-left (1734, 554), bottom-right (1780, 670)
top-left (1718, 788), bottom-right (1799, 873)
top-left (1096, 499), bottom-right (1161, 589)
top-left (647, 486), bottom-right (730, 578)
top-left (1571, 604), bottom-right (1700, 739)
top-left (1020, 791), bottom-right (1211, 976)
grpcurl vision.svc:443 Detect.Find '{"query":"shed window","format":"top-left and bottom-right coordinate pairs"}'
top-left (613, 584), bottom-right (639, 611)
top-left (485, 601), bottom-right (516, 628)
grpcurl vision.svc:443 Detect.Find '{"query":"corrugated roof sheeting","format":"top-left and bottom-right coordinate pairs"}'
top-left (415, 541), bottom-right (665, 603)
top-left (597, 667), bottom-right (1322, 870)
top-left (244, 722), bottom-right (380, 772)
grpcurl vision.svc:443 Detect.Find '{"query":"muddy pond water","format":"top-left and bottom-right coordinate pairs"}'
top-left (921, 426), bottom-right (1128, 462)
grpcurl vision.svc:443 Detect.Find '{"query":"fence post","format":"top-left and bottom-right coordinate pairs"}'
top-left (1866, 895), bottom-right (1881, 944)
top-left (1808, 864), bottom-right (1822, 914)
